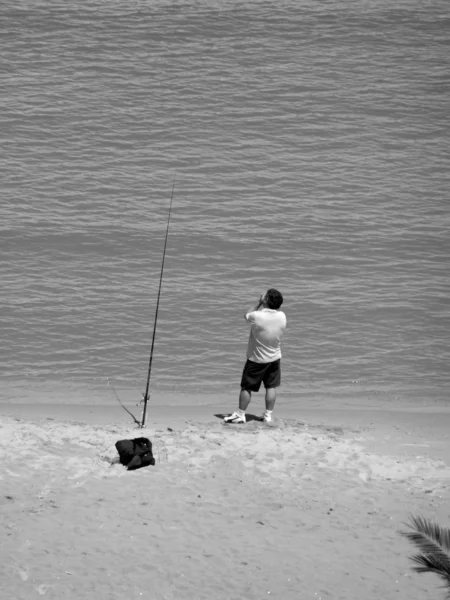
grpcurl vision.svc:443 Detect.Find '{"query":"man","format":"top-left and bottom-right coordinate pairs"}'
top-left (224, 288), bottom-right (287, 424)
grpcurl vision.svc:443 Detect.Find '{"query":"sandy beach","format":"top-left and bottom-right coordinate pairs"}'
top-left (1, 400), bottom-right (449, 600)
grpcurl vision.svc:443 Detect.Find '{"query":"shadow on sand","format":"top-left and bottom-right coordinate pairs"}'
top-left (214, 413), bottom-right (262, 423)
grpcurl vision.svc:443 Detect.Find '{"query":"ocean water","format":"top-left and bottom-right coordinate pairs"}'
top-left (1, 0), bottom-right (449, 408)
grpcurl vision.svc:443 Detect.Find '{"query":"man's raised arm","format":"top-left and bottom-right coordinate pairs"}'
top-left (244, 293), bottom-right (266, 320)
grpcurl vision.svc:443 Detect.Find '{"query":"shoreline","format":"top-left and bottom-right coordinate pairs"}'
top-left (2, 399), bottom-right (450, 419)
top-left (3, 380), bottom-right (449, 412)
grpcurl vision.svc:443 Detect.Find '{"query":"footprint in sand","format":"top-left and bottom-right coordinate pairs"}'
top-left (358, 469), bottom-right (372, 482)
top-left (36, 584), bottom-right (53, 596)
top-left (16, 566), bottom-right (28, 581)
top-left (5, 468), bottom-right (20, 477)
top-left (67, 470), bottom-right (87, 480)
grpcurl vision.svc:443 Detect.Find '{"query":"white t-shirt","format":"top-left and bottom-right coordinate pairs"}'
top-left (245, 308), bottom-right (287, 364)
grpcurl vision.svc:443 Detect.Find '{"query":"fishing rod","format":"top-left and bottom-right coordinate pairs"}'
top-left (140, 175), bottom-right (176, 428)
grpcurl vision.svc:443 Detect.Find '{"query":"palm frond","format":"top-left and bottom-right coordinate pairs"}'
top-left (408, 515), bottom-right (450, 553)
top-left (400, 515), bottom-right (450, 594)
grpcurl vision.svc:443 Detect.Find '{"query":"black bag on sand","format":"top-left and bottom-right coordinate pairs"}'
top-left (115, 437), bottom-right (156, 470)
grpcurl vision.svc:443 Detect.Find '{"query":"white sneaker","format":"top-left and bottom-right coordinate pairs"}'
top-left (261, 411), bottom-right (272, 423)
top-left (224, 411), bottom-right (246, 424)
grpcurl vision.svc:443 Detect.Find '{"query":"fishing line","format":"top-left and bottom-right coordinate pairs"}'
top-left (112, 384), bottom-right (141, 426)
top-left (140, 174), bottom-right (176, 428)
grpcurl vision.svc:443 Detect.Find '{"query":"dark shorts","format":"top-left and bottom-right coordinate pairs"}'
top-left (240, 359), bottom-right (281, 392)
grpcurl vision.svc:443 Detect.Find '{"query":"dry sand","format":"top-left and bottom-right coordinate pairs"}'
top-left (0, 401), bottom-right (449, 600)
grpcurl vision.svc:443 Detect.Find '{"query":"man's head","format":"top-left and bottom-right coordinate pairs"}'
top-left (264, 288), bottom-right (283, 310)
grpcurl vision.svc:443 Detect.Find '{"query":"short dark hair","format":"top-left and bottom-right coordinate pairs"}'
top-left (265, 288), bottom-right (283, 310)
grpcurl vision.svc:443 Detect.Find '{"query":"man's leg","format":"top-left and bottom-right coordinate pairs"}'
top-left (224, 388), bottom-right (252, 423)
top-left (261, 387), bottom-right (276, 422)
top-left (261, 360), bottom-right (280, 422)
top-left (239, 388), bottom-right (252, 411)
top-left (236, 388), bottom-right (252, 420)
top-left (224, 359), bottom-right (261, 424)
top-left (265, 387), bottom-right (276, 411)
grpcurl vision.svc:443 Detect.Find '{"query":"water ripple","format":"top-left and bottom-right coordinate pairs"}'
top-left (1, 0), bottom-right (449, 405)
